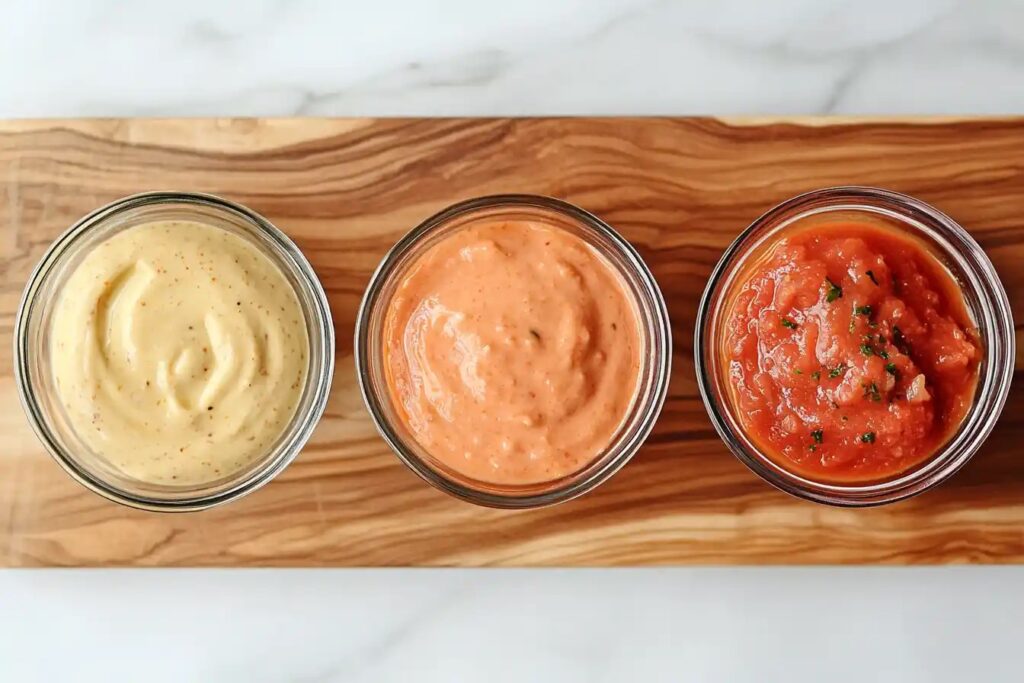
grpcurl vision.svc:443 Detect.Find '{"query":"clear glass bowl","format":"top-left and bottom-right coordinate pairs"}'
top-left (695, 186), bottom-right (1014, 506)
top-left (14, 192), bottom-right (335, 512)
top-left (355, 195), bottom-right (672, 508)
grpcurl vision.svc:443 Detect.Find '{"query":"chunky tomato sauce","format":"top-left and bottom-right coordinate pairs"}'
top-left (721, 220), bottom-right (981, 483)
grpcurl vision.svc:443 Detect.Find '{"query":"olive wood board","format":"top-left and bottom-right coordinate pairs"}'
top-left (1, 117), bottom-right (1023, 567)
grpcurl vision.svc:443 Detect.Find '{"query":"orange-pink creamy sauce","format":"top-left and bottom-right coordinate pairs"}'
top-left (383, 219), bottom-right (642, 485)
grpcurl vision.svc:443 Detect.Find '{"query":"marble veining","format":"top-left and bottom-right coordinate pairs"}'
top-left (3, 0), bottom-right (1024, 117)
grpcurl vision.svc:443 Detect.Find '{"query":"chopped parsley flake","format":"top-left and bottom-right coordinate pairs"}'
top-left (885, 362), bottom-right (898, 376)
top-left (825, 278), bottom-right (843, 303)
top-left (811, 429), bottom-right (824, 444)
top-left (829, 363), bottom-right (847, 378)
top-left (860, 343), bottom-right (874, 356)
top-left (781, 317), bottom-right (798, 329)
top-left (863, 382), bottom-right (882, 402)
top-left (854, 305), bottom-right (873, 316)
top-left (811, 370), bottom-right (821, 381)
top-left (861, 432), bottom-right (876, 444)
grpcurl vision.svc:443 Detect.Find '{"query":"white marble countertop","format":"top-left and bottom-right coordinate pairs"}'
top-left (2, 0), bottom-right (1023, 681)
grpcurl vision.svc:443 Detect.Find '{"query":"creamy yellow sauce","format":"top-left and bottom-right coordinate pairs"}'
top-left (51, 220), bottom-right (309, 485)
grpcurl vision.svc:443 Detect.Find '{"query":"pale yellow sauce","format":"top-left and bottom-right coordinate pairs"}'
top-left (51, 220), bottom-right (309, 485)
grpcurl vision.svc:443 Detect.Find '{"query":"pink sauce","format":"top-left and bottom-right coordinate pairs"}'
top-left (383, 219), bottom-right (642, 485)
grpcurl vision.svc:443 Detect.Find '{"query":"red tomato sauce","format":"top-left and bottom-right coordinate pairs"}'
top-left (721, 221), bottom-right (981, 483)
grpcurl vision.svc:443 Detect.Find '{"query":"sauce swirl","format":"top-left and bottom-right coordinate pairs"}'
top-left (51, 221), bottom-right (309, 484)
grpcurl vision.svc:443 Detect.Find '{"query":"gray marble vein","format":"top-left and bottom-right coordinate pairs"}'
top-left (5, 0), bottom-right (1024, 117)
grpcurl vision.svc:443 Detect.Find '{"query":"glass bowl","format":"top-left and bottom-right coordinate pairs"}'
top-left (14, 192), bottom-right (335, 512)
top-left (355, 194), bottom-right (672, 509)
top-left (695, 186), bottom-right (1014, 507)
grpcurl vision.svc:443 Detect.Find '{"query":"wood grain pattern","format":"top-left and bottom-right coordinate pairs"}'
top-left (1, 117), bottom-right (1023, 567)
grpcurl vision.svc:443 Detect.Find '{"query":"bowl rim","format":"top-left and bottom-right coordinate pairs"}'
top-left (354, 193), bottom-right (673, 509)
top-left (694, 185), bottom-right (1015, 507)
top-left (13, 191), bottom-right (335, 512)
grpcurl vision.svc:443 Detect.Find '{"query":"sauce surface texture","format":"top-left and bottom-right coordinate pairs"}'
top-left (722, 221), bottom-right (980, 483)
top-left (51, 221), bottom-right (309, 485)
top-left (383, 219), bottom-right (642, 485)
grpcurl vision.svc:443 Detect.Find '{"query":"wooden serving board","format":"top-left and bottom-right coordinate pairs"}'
top-left (1, 117), bottom-right (1023, 567)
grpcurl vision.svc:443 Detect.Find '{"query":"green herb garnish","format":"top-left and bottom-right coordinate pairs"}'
top-left (854, 305), bottom-right (873, 316)
top-left (878, 350), bottom-right (890, 359)
top-left (811, 429), bottom-right (824, 444)
top-left (861, 432), bottom-right (876, 444)
top-left (866, 270), bottom-right (879, 286)
top-left (829, 363), bottom-right (847, 378)
top-left (860, 343), bottom-right (874, 356)
top-left (885, 362), bottom-right (898, 376)
top-left (825, 278), bottom-right (843, 303)
top-left (793, 368), bottom-right (803, 375)
top-left (781, 317), bottom-right (798, 330)
top-left (811, 370), bottom-right (821, 381)
top-left (863, 382), bottom-right (882, 402)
